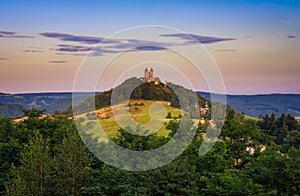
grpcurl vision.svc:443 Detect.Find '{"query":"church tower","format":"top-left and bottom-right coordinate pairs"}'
top-left (149, 67), bottom-right (154, 78)
top-left (144, 67), bottom-right (149, 78)
top-left (141, 66), bottom-right (161, 84)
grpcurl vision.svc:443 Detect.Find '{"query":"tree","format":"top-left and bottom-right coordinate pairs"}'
top-left (6, 131), bottom-right (51, 195)
top-left (269, 112), bottom-right (276, 131)
top-left (52, 131), bottom-right (92, 195)
top-left (282, 130), bottom-right (300, 152)
top-left (21, 108), bottom-right (46, 119)
top-left (166, 112), bottom-right (172, 119)
top-left (286, 114), bottom-right (299, 131)
top-left (221, 120), bottom-right (262, 169)
top-left (140, 158), bottom-right (199, 195)
top-left (131, 86), bottom-right (142, 99)
top-left (225, 107), bottom-right (235, 121)
top-left (253, 146), bottom-right (300, 195)
top-left (0, 118), bottom-right (22, 193)
top-left (200, 169), bottom-right (266, 195)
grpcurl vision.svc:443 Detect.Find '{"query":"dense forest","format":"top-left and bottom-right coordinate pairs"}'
top-left (0, 107), bottom-right (299, 195)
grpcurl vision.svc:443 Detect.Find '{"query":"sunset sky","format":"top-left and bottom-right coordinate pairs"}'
top-left (0, 0), bottom-right (299, 95)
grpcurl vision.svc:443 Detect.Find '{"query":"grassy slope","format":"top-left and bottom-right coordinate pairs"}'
top-left (76, 100), bottom-right (183, 142)
top-left (242, 114), bottom-right (259, 121)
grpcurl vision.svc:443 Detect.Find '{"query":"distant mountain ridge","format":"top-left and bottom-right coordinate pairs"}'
top-left (0, 92), bottom-right (100, 118)
top-left (0, 90), bottom-right (299, 118)
top-left (198, 92), bottom-right (300, 117)
top-left (0, 92), bottom-right (72, 106)
top-left (0, 103), bottom-right (24, 118)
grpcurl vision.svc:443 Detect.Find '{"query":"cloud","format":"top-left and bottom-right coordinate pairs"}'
top-left (43, 31), bottom-right (236, 57)
top-left (109, 43), bottom-right (135, 49)
top-left (53, 44), bottom-right (120, 56)
top-left (40, 31), bottom-right (173, 50)
top-left (89, 47), bottom-right (122, 56)
top-left (126, 39), bottom-right (167, 45)
top-left (107, 39), bottom-right (171, 50)
top-left (56, 44), bottom-right (93, 52)
top-left (160, 33), bottom-right (236, 44)
top-left (134, 45), bottom-right (166, 51)
top-left (0, 30), bottom-right (33, 38)
top-left (0, 57), bottom-right (9, 60)
top-left (49, 60), bottom-right (68, 63)
top-left (103, 38), bottom-right (176, 53)
top-left (215, 49), bottom-right (236, 52)
top-left (11, 35), bottom-right (33, 38)
top-left (23, 49), bottom-right (44, 53)
top-left (288, 35), bottom-right (297, 39)
top-left (0, 31), bottom-right (16, 35)
top-left (55, 52), bottom-right (87, 56)
top-left (39, 32), bottom-right (119, 44)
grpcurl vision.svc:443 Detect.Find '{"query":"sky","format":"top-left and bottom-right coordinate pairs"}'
top-left (0, 0), bottom-right (299, 95)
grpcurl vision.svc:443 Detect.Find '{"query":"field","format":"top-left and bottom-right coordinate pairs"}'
top-left (75, 100), bottom-right (184, 142)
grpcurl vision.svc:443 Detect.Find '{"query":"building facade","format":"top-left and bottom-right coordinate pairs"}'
top-left (142, 67), bottom-right (161, 83)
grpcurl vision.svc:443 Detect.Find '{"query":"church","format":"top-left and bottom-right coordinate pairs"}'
top-left (141, 67), bottom-right (161, 84)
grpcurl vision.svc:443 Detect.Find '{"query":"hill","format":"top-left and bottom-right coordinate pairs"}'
top-left (75, 99), bottom-right (184, 142)
top-left (0, 92), bottom-right (100, 118)
top-left (71, 77), bottom-right (209, 142)
top-left (0, 92), bottom-right (72, 117)
top-left (0, 103), bottom-right (24, 118)
top-left (73, 77), bottom-right (208, 115)
top-left (0, 92), bottom-right (72, 107)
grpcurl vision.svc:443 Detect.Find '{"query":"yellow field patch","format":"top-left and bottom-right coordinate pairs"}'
top-left (76, 99), bottom-right (184, 142)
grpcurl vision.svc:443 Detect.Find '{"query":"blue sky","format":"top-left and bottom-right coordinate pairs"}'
top-left (0, 0), bottom-right (299, 94)
top-left (2, 0), bottom-right (299, 34)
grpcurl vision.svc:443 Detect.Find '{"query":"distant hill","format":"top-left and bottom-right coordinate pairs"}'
top-left (198, 92), bottom-right (300, 117)
top-left (1, 88), bottom-right (299, 118)
top-left (0, 103), bottom-right (24, 118)
top-left (0, 92), bottom-right (72, 106)
top-left (0, 92), bottom-right (100, 118)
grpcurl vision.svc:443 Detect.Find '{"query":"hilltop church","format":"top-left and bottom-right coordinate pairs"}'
top-left (141, 67), bottom-right (161, 84)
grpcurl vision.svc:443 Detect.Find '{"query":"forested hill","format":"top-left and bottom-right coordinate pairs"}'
top-left (0, 103), bottom-right (24, 118)
top-left (198, 92), bottom-right (300, 117)
top-left (0, 92), bottom-right (73, 118)
top-left (0, 92), bottom-right (100, 118)
top-left (72, 77), bottom-right (208, 115)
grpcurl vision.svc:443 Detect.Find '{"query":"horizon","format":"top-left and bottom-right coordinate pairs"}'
top-left (2, 89), bottom-right (300, 97)
top-left (0, 0), bottom-right (299, 95)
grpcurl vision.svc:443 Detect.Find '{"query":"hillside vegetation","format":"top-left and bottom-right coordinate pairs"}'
top-left (75, 99), bottom-right (184, 142)
top-left (72, 77), bottom-right (208, 116)
top-left (1, 78), bottom-right (299, 195)
top-left (1, 107), bottom-right (299, 195)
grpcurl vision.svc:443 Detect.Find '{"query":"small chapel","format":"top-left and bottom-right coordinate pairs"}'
top-left (142, 67), bottom-right (161, 84)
